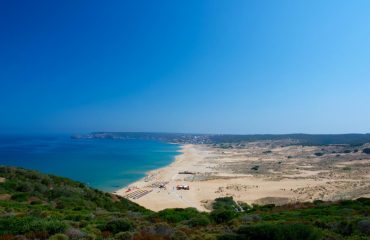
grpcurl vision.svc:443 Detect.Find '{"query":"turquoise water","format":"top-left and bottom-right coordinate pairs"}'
top-left (0, 135), bottom-right (180, 192)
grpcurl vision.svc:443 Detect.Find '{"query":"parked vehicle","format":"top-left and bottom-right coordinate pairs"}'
top-left (176, 185), bottom-right (190, 190)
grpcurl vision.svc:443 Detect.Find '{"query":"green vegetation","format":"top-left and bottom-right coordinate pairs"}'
top-left (1, 166), bottom-right (370, 239)
top-left (251, 165), bottom-right (259, 171)
top-left (314, 152), bottom-right (324, 157)
top-left (363, 148), bottom-right (370, 154)
top-left (220, 223), bottom-right (322, 240)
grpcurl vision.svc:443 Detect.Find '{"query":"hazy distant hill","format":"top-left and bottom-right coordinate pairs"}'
top-left (73, 132), bottom-right (370, 146)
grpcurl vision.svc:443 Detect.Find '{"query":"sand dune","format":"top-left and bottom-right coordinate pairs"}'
top-left (115, 142), bottom-right (370, 211)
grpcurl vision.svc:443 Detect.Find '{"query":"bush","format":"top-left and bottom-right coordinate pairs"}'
top-left (11, 193), bottom-right (28, 202)
top-left (65, 228), bottom-right (86, 239)
top-left (156, 208), bottom-right (204, 224)
top-left (0, 217), bottom-right (67, 235)
top-left (102, 218), bottom-right (132, 234)
top-left (251, 165), bottom-right (259, 171)
top-left (357, 220), bottom-right (370, 236)
top-left (334, 220), bottom-right (356, 236)
top-left (362, 148), bottom-right (370, 154)
top-left (172, 230), bottom-right (189, 240)
top-left (15, 182), bottom-right (33, 192)
top-left (314, 152), bottom-right (324, 157)
top-left (236, 223), bottom-right (321, 240)
top-left (356, 197), bottom-right (370, 205)
top-left (154, 223), bottom-right (174, 237)
top-left (218, 233), bottom-right (239, 240)
top-left (213, 197), bottom-right (238, 211)
top-left (115, 231), bottom-right (133, 240)
top-left (49, 233), bottom-right (69, 240)
top-left (241, 214), bottom-right (261, 223)
top-left (187, 215), bottom-right (211, 227)
top-left (211, 209), bottom-right (237, 224)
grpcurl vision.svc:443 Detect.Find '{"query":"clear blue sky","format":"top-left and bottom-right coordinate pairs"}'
top-left (1, 0), bottom-right (370, 134)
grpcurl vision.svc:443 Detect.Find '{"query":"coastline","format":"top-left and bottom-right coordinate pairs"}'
top-left (114, 144), bottom-right (203, 211)
top-left (114, 143), bottom-right (186, 190)
top-left (115, 143), bottom-right (370, 212)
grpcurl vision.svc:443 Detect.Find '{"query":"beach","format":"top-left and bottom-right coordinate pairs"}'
top-left (115, 142), bottom-right (370, 212)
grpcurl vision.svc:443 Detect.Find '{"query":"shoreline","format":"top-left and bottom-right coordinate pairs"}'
top-left (115, 143), bottom-right (370, 212)
top-left (115, 144), bottom-right (207, 211)
top-left (114, 143), bottom-right (186, 190)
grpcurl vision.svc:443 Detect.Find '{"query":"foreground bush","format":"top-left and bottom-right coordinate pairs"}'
top-left (211, 209), bottom-right (237, 224)
top-left (102, 219), bottom-right (133, 234)
top-left (229, 223), bottom-right (321, 240)
top-left (49, 233), bottom-right (69, 240)
top-left (0, 217), bottom-right (67, 235)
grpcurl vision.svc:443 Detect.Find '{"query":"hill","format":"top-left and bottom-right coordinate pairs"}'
top-left (1, 166), bottom-right (370, 239)
top-left (74, 132), bottom-right (370, 146)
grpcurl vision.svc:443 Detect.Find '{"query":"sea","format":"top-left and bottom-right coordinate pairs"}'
top-left (0, 135), bottom-right (181, 192)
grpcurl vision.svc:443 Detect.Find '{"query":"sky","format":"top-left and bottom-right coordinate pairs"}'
top-left (1, 0), bottom-right (370, 134)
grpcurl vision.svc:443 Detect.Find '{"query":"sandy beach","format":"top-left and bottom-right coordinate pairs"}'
top-left (115, 142), bottom-right (370, 212)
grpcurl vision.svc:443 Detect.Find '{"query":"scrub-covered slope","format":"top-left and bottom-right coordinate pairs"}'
top-left (0, 166), bottom-right (370, 240)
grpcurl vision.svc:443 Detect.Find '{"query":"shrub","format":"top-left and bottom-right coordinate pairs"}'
top-left (13, 235), bottom-right (28, 240)
top-left (156, 208), bottom-right (203, 224)
top-left (172, 230), bottom-right (189, 240)
top-left (313, 200), bottom-right (324, 205)
top-left (154, 223), bottom-right (174, 236)
top-left (211, 209), bottom-right (236, 224)
top-left (0, 217), bottom-right (67, 235)
top-left (11, 193), bottom-right (28, 202)
top-left (49, 233), bottom-right (69, 240)
top-left (362, 148), bottom-right (370, 154)
top-left (241, 214), bottom-right (261, 224)
top-left (187, 215), bottom-right (211, 227)
top-left (258, 204), bottom-right (276, 211)
top-left (115, 231), bottom-right (133, 240)
top-left (15, 182), bottom-right (33, 192)
top-left (236, 223), bottom-right (321, 240)
top-left (251, 165), bottom-right (259, 171)
top-left (314, 152), bottom-right (324, 157)
top-left (357, 220), bottom-right (370, 236)
top-left (334, 220), bottom-right (356, 236)
top-left (102, 218), bottom-right (132, 234)
top-left (218, 233), bottom-right (239, 240)
top-left (356, 197), bottom-right (370, 205)
top-left (65, 228), bottom-right (86, 239)
top-left (30, 200), bottom-right (43, 205)
top-left (213, 197), bottom-right (238, 211)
